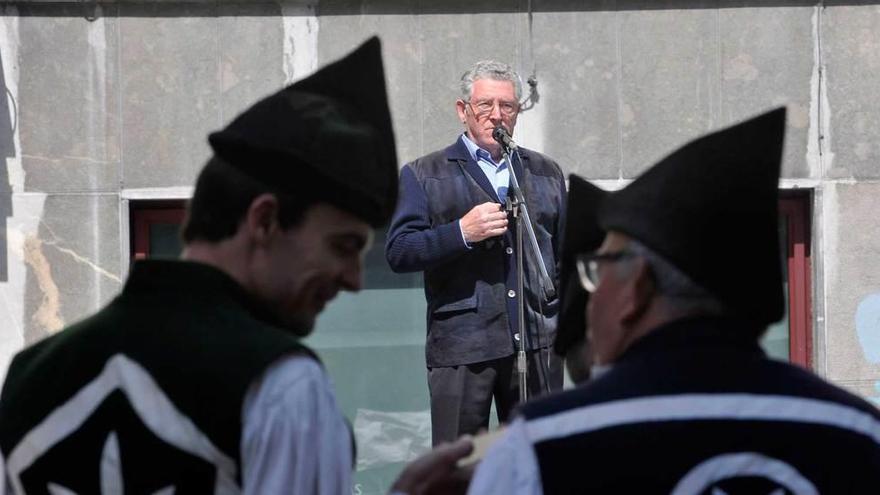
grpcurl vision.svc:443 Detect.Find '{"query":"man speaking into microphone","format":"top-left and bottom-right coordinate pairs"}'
top-left (386, 60), bottom-right (566, 445)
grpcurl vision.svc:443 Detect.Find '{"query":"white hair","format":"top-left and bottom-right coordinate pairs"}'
top-left (623, 239), bottom-right (727, 316)
top-left (459, 60), bottom-right (522, 101)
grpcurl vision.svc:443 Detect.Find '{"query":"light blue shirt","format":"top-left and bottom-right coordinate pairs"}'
top-left (457, 134), bottom-right (511, 248)
top-left (460, 133), bottom-right (510, 201)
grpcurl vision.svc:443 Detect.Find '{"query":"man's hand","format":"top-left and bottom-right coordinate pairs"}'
top-left (460, 202), bottom-right (508, 243)
top-left (390, 437), bottom-right (474, 495)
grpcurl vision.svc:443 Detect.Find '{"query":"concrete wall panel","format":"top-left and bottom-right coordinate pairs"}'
top-left (822, 5), bottom-right (880, 179)
top-left (822, 182), bottom-right (880, 404)
top-left (531, 7), bottom-right (619, 178)
top-left (0, 194), bottom-right (47, 382)
top-left (617, 6), bottom-right (720, 178)
top-left (719, 5), bottom-right (814, 178)
top-left (418, 8), bottom-right (520, 156)
top-left (218, 3), bottom-right (286, 125)
top-left (22, 194), bottom-right (121, 345)
top-left (119, 3), bottom-right (219, 188)
top-left (17, 4), bottom-right (121, 192)
top-left (318, 2), bottom-right (423, 164)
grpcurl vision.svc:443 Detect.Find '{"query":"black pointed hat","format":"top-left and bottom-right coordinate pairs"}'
top-left (598, 108), bottom-right (786, 325)
top-left (554, 175), bottom-right (607, 356)
top-left (208, 36), bottom-right (398, 227)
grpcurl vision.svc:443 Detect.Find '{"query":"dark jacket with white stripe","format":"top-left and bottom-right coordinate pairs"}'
top-left (385, 137), bottom-right (566, 367)
top-left (0, 261), bottom-right (311, 493)
top-left (488, 317), bottom-right (880, 493)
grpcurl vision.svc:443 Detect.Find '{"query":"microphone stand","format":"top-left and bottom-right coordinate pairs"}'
top-left (500, 144), bottom-right (555, 404)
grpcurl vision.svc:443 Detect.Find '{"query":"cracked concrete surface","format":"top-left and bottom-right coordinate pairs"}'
top-left (23, 234), bottom-right (63, 339)
top-left (45, 244), bottom-right (120, 283)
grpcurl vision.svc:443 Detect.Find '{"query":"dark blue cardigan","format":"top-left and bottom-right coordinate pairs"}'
top-left (385, 138), bottom-right (566, 367)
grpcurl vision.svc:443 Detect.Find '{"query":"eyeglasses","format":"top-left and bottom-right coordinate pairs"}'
top-left (464, 99), bottom-right (520, 118)
top-left (575, 251), bottom-right (635, 293)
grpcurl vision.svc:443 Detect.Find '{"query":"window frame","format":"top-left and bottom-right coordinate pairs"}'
top-left (130, 203), bottom-right (187, 261)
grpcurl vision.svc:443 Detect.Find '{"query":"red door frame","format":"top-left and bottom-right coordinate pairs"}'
top-left (779, 193), bottom-right (812, 368)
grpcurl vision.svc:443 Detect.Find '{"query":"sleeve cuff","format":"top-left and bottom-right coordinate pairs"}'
top-left (458, 220), bottom-right (473, 250)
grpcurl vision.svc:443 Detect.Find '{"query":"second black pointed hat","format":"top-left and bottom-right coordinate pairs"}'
top-left (554, 175), bottom-right (607, 356)
top-left (598, 108), bottom-right (787, 325)
top-left (208, 36), bottom-right (398, 227)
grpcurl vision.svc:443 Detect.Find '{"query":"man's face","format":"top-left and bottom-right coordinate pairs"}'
top-left (253, 203), bottom-right (372, 336)
top-left (455, 78), bottom-right (519, 156)
top-left (586, 231), bottom-right (634, 366)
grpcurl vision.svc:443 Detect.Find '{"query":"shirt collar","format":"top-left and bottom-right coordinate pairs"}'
top-left (460, 133), bottom-right (503, 166)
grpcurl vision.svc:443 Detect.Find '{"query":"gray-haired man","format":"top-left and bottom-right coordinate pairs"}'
top-left (386, 60), bottom-right (567, 444)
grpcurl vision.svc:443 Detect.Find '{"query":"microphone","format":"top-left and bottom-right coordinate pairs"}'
top-left (492, 126), bottom-right (518, 152)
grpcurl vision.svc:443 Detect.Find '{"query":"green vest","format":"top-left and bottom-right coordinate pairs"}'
top-left (0, 260), bottom-right (312, 494)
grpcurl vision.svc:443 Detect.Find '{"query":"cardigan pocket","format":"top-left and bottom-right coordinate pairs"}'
top-left (433, 294), bottom-right (478, 315)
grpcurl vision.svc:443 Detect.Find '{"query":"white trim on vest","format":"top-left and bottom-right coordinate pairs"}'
top-left (670, 452), bottom-right (819, 495)
top-left (6, 354), bottom-right (238, 494)
top-left (525, 393), bottom-right (880, 446)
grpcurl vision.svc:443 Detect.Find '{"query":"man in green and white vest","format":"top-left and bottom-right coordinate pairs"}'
top-left (0, 37), bottom-right (399, 494)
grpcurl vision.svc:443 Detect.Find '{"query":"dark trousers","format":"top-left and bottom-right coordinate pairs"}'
top-left (427, 348), bottom-right (563, 445)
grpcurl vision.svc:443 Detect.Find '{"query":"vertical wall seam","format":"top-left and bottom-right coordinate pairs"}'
top-left (815, 0), bottom-right (828, 378)
top-left (115, 3), bottom-right (123, 192)
top-left (216, 0), bottom-right (223, 126)
top-left (416, 0), bottom-right (424, 159)
top-left (817, 0), bottom-right (825, 376)
top-left (88, 7), bottom-right (107, 308)
top-left (807, 0), bottom-right (835, 183)
top-left (816, 2), bottom-right (825, 165)
top-left (524, 0), bottom-right (535, 87)
top-left (715, 6), bottom-right (722, 127)
top-left (114, 2), bottom-right (128, 280)
top-left (614, 2), bottom-right (623, 181)
top-left (516, 0), bottom-right (522, 72)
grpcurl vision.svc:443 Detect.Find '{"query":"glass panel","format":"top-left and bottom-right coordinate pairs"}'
top-left (305, 228), bottom-right (428, 494)
top-left (761, 214), bottom-right (790, 361)
top-left (148, 223), bottom-right (183, 258)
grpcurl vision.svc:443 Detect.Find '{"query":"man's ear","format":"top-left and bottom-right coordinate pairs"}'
top-left (620, 257), bottom-right (655, 325)
top-left (455, 99), bottom-right (468, 124)
top-left (243, 193), bottom-right (281, 246)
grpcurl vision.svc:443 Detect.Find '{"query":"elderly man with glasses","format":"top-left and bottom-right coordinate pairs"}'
top-left (386, 60), bottom-right (567, 445)
top-left (467, 108), bottom-right (880, 493)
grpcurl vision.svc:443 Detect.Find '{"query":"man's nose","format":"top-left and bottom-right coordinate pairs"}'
top-left (340, 258), bottom-right (364, 292)
top-left (488, 102), bottom-right (503, 120)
